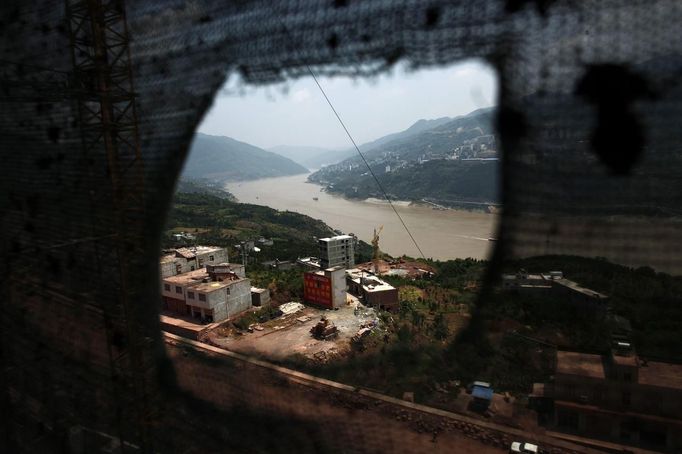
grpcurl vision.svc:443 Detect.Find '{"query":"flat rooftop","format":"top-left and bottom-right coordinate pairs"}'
top-left (190, 277), bottom-right (247, 294)
top-left (160, 254), bottom-right (176, 264)
top-left (554, 278), bottom-right (608, 299)
top-left (364, 282), bottom-right (395, 292)
top-left (194, 245), bottom-right (224, 254)
top-left (345, 269), bottom-right (395, 292)
top-left (639, 360), bottom-right (682, 390)
top-left (319, 235), bottom-right (353, 242)
top-left (163, 269), bottom-right (209, 285)
top-left (556, 351), bottom-right (606, 379)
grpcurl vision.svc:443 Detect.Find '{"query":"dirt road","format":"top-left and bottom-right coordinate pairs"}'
top-left (165, 336), bottom-right (507, 453)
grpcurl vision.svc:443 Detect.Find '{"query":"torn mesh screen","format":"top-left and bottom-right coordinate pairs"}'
top-left (1, 0), bottom-right (681, 452)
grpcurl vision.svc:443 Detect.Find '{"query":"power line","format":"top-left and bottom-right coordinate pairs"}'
top-left (304, 66), bottom-right (427, 260)
top-left (274, 18), bottom-right (427, 260)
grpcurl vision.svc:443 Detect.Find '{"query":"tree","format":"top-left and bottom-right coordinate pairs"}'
top-left (431, 313), bottom-right (449, 340)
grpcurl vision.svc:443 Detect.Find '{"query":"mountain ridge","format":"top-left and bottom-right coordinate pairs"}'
top-left (308, 107), bottom-right (498, 207)
top-left (183, 133), bottom-right (308, 182)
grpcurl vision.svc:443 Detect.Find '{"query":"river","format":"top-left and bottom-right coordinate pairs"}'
top-left (225, 173), bottom-right (498, 261)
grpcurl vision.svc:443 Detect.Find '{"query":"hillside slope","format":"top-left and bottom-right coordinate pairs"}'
top-left (309, 108), bottom-right (498, 205)
top-left (183, 133), bottom-right (308, 182)
top-left (164, 183), bottom-right (373, 263)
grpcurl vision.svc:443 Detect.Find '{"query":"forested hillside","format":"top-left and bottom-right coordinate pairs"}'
top-left (164, 185), bottom-right (372, 263)
top-left (183, 133), bottom-right (308, 182)
top-left (309, 108), bottom-right (498, 206)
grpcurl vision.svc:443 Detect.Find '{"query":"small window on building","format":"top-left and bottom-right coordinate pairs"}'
top-left (199, 294), bottom-right (206, 302)
top-left (622, 391), bottom-right (631, 406)
top-left (175, 286), bottom-right (182, 294)
top-left (198, 258), bottom-right (204, 267)
top-left (164, 284), bottom-right (170, 291)
top-left (187, 291), bottom-right (195, 299)
top-left (226, 288), bottom-right (230, 295)
top-left (175, 263), bottom-right (181, 274)
top-left (190, 265), bottom-right (195, 271)
top-left (209, 255), bottom-right (214, 261)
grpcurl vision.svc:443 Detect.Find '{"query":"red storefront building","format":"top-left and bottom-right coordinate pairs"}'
top-left (303, 267), bottom-right (346, 309)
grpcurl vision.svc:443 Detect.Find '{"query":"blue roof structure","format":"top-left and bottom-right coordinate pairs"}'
top-left (471, 385), bottom-right (493, 400)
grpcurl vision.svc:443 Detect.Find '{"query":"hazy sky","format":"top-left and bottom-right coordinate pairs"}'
top-left (198, 60), bottom-right (497, 150)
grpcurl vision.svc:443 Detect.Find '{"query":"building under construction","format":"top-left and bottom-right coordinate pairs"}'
top-left (345, 268), bottom-right (399, 312)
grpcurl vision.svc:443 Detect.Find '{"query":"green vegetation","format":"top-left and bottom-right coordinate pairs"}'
top-left (247, 266), bottom-right (304, 304)
top-left (282, 255), bottom-right (681, 409)
top-left (183, 133), bottom-right (308, 182)
top-left (163, 180), bottom-right (681, 408)
top-left (309, 108), bottom-right (498, 206)
top-left (502, 255), bottom-right (682, 359)
top-left (164, 187), bottom-right (372, 263)
top-left (174, 178), bottom-right (237, 201)
top-left (282, 258), bottom-right (490, 406)
top-left (317, 160), bottom-right (498, 205)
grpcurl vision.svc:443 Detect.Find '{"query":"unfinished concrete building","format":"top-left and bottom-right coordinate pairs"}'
top-left (537, 344), bottom-right (682, 451)
top-left (161, 265), bottom-right (251, 322)
top-left (160, 246), bottom-right (230, 278)
top-left (318, 235), bottom-right (355, 269)
top-left (346, 269), bottom-right (399, 312)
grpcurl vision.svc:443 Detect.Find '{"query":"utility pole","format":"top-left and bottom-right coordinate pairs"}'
top-left (238, 240), bottom-right (249, 266)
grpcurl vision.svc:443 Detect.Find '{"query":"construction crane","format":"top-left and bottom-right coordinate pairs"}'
top-left (371, 225), bottom-right (383, 273)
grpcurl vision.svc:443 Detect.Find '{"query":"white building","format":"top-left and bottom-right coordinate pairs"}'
top-left (161, 265), bottom-right (251, 323)
top-left (185, 278), bottom-right (251, 322)
top-left (318, 234), bottom-right (355, 269)
top-left (160, 245), bottom-right (229, 278)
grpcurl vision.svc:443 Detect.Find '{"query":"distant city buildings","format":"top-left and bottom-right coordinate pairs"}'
top-left (318, 234), bottom-right (355, 269)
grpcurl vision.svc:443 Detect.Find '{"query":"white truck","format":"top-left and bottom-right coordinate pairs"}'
top-left (509, 441), bottom-right (539, 454)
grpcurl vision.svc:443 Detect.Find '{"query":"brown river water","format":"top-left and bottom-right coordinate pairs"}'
top-left (226, 173), bottom-right (498, 261)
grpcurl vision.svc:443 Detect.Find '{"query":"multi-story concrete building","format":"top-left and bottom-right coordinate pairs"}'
top-left (184, 277), bottom-right (251, 322)
top-left (538, 345), bottom-right (682, 451)
top-left (318, 234), bottom-right (355, 269)
top-left (303, 266), bottom-right (346, 309)
top-left (161, 268), bottom-right (208, 314)
top-left (160, 246), bottom-right (229, 278)
top-left (346, 268), bottom-right (399, 312)
top-left (502, 270), bottom-right (608, 313)
top-left (161, 265), bottom-right (251, 322)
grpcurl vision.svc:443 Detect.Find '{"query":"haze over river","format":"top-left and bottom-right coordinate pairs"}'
top-left (226, 173), bottom-right (498, 261)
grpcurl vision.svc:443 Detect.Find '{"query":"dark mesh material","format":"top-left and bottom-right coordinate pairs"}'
top-left (1, 0), bottom-right (681, 452)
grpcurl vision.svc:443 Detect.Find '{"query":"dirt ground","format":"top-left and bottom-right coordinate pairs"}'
top-left (165, 338), bottom-right (508, 454)
top-left (206, 296), bottom-right (384, 361)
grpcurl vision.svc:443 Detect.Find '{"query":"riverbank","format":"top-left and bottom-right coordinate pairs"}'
top-left (315, 181), bottom-right (498, 213)
top-left (226, 173), bottom-right (498, 261)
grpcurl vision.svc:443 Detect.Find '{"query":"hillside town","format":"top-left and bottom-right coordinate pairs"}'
top-left (313, 129), bottom-right (497, 185)
top-left (159, 233), bottom-right (400, 328)
top-left (158, 231), bottom-right (682, 452)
